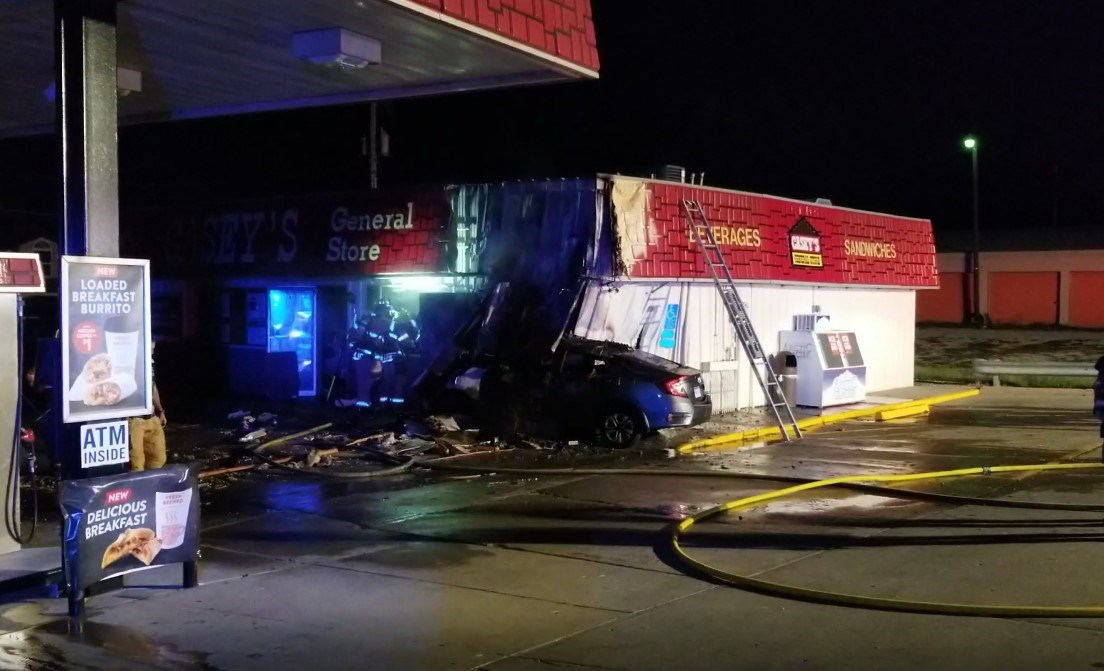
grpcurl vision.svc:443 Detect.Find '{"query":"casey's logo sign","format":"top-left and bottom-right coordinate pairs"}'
top-left (788, 217), bottom-right (823, 268)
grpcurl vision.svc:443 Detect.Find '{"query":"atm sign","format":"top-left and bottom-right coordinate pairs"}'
top-left (80, 420), bottom-right (130, 468)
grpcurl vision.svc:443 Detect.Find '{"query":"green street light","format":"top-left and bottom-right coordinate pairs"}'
top-left (963, 135), bottom-right (981, 324)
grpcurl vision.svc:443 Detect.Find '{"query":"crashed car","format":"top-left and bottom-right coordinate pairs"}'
top-left (547, 337), bottom-right (713, 446)
top-left (441, 337), bottom-right (713, 447)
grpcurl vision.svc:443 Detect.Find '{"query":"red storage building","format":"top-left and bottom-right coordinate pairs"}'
top-left (919, 229), bottom-right (1104, 327)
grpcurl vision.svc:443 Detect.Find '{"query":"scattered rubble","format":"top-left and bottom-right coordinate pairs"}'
top-left (238, 428), bottom-right (268, 443)
top-left (26, 393), bottom-right (659, 495)
top-left (426, 415), bottom-right (462, 434)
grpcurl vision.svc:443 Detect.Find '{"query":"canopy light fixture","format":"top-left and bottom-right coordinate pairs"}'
top-left (116, 67), bottom-right (142, 96)
top-left (42, 66), bottom-right (143, 101)
top-left (293, 28), bottom-right (381, 69)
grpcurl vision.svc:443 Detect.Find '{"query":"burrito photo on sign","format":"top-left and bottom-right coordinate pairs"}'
top-left (81, 353), bottom-right (112, 384)
top-left (83, 374), bottom-right (138, 406)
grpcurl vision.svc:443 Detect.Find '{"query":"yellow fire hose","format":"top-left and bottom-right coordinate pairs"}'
top-left (672, 461), bottom-right (1104, 617)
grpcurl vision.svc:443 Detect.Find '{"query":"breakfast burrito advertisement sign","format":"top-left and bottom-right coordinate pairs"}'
top-left (61, 256), bottom-right (153, 423)
top-left (61, 464), bottom-right (199, 593)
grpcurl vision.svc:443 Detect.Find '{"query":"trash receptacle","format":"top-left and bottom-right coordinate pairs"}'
top-left (780, 353), bottom-right (798, 407)
top-left (771, 351), bottom-right (798, 409)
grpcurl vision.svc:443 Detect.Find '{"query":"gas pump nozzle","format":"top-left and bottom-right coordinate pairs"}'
top-left (20, 429), bottom-right (36, 476)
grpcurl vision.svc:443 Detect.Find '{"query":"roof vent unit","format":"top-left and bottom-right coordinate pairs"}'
top-left (658, 165), bottom-right (687, 183)
top-left (293, 28), bottom-right (381, 69)
top-left (814, 197), bottom-right (832, 206)
top-left (794, 314), bottom-right (831, 332)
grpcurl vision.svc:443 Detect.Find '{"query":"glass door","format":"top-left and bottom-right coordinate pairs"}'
top-left (267, 289), bottom-right (317, 397)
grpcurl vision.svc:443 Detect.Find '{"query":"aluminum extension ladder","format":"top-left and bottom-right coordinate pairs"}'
top-left (681, 198), bottom-right (802, 441)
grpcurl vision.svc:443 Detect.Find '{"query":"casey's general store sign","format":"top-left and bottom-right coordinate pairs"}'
top-left (618, 178), bottom-right (938, 288)
top-left (124, 190), bottom-right (446, 277)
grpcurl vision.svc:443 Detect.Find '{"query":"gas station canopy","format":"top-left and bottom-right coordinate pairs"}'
top-left (0, 0), bottom-right (599, 137)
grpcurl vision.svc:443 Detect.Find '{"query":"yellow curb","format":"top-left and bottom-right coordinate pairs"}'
top-left (875, 405), bottom-right (930, 422)
top-left (879, 388), bottom-right (981, 410)
top-left (678, 388), bottom-right (980, 454)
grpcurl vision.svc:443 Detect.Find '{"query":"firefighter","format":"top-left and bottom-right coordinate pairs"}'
top-left (360, 300), bottom-right (399, 405)
top-left (390, 308), bottom-right (420, 355)
top-left (389, 308), bottom-right (421, 401)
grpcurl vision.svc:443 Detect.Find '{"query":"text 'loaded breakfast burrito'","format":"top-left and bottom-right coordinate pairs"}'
top-left (101, 527), bottom-right (163, 569)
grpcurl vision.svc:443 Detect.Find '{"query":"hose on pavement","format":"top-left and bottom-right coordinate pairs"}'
top-left (420, 461), bottom-right (1104, 512)
top-left (241, 425), bottom-right (1104, 616)
top-left (670, 461), bottom-right (1104, 617)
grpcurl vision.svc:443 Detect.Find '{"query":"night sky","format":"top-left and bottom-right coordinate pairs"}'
top-left (1, 0), bottom-right (1101, 241)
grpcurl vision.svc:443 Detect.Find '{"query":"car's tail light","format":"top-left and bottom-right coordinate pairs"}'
top-left (663, 375), bottom-right (689, 398)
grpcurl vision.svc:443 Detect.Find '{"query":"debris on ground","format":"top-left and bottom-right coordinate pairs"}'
top-left (306, 448), bottom-right (339, 468)
top-left (391, 438), bottom-right (437, 457)
top-left (426, 416), bottom-right (462, 434)
top-left (305, 431), bottom-right (352, 445)
top-left (348, 432), bottom-right (395, 449)
top-left (238, 428), bottom-right (268, 443)
top-left (433, 437), bottom-right (470, 456)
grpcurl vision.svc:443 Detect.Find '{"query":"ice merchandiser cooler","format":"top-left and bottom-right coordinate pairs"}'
top-left (267, 289), bottom-right (317, 397)
top-left (778, 329), bottom-right (866, 408)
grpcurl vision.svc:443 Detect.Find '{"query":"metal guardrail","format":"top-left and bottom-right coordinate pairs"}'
top-left (972, 359), bottom-right (1096, 386)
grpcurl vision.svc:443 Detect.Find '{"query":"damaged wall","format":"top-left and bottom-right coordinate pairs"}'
top-left (446, 178), bottom-right (610, 354)
top-left (573, 280), bottom-right (915, 412)
top-left (609, 178), bottom-right (656, 277)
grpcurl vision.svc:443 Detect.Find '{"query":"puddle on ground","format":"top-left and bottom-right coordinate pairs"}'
top-left (0, 616), bottom-right (223, 671)
top-left (754, 493), bottom-right (909, 516)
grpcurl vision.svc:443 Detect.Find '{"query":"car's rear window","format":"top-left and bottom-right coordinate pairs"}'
top-left (613, 349), bottom-right (686, 373)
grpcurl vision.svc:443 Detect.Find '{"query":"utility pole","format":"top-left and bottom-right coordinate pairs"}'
top-left (963, 136), bottom-right (981, 325)
top-left (369, 102), bottom-right (378, 190)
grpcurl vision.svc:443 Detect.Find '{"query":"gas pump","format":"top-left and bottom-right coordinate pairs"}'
top-left (0, 253), bottom-right (46, 560)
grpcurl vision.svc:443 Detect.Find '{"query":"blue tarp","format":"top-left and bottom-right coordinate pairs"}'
top-left (445, 178), bottom-right (610, 355)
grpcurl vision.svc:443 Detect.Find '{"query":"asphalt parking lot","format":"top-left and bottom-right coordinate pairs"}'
top-left (2, 386), bottom-right (1104, 671)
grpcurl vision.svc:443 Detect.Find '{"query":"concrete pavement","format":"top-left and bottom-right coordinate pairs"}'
top-left (2, 386), bottom-right (1104, 670)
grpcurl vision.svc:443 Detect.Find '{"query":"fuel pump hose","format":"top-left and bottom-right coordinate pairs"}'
top-left (5, 294), bottom-right (35, 545)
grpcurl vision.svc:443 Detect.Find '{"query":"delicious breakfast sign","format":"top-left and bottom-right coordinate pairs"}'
top-left (61, 464), bottom-right (200, 593)
top-left (60, 256), bottom-right (153, 423)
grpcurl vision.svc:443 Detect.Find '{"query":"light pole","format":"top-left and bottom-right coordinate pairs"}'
top-left (963, 136), bottom-right (980, 324)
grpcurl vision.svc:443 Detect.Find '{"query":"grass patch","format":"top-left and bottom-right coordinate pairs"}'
top-left (915, 365), bottom-right (1094, 389)
top-left (918, 322), bottom-right (1104, 333)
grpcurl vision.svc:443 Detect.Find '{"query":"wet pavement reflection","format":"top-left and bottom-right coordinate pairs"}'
top-left (3, 389), bottom-right (1104, 668)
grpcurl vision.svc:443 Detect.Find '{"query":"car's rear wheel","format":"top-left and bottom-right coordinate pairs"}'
top-left (597, 409), bottom-right (642, 448)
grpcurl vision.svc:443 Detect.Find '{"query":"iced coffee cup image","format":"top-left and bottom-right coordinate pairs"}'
top-left (104, 313), bottom-right (142, 377)
top-left (156, 490), bottom-right (193, 550)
